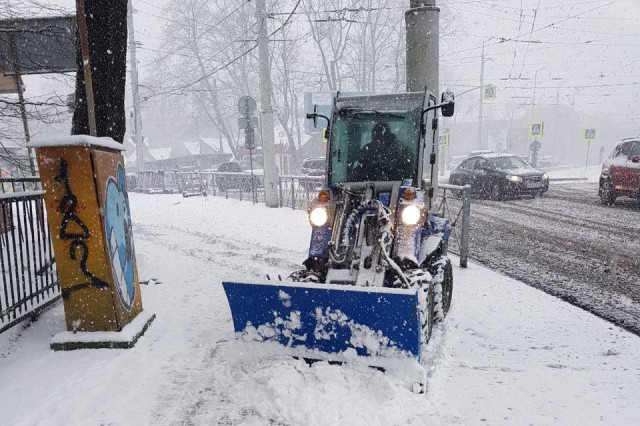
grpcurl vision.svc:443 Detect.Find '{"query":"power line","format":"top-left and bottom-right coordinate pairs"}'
top-left (147, 0), bottom-right (302, 97)
top-left (445, 0), bottom-right (621, 57)
top-left (138, 0), bottom-right (252, 70)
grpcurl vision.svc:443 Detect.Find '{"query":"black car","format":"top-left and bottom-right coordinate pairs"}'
top-left (449, 154), bottom-right (549, 200)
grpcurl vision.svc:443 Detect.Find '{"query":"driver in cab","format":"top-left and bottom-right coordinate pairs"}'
top-left (352, 122), bottom-right (412, 182)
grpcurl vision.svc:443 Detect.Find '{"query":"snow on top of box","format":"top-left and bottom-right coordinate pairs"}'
top-left (29, 135), bottom-right (125, 151)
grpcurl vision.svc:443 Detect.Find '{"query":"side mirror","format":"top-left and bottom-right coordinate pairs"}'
top-left (441, 89), bottom-right (455, 117)
top-left (306, 104), bottom-right (331, 131)
top-left (306, 104), bottom-right (319, 127)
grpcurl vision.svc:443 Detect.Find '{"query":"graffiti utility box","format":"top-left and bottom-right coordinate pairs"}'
top-left (32, 136), bottom-right (142, 332)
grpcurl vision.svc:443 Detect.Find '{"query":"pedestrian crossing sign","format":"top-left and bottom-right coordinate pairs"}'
top-left (530, 121), bottom-right (544, 138)
top-left (483, 84), bottom-right (497, 101)
top-left (438, 133), bottom-right (450, 146)
top-left (584, 128), bottom-right (596, 140)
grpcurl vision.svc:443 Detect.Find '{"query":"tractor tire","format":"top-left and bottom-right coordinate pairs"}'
top-left (395, 269), bottom-right (434, 345)
top-left (431, 257), bottom-right (453, 322)
top-left (288, 269), bottom-right (321, 283)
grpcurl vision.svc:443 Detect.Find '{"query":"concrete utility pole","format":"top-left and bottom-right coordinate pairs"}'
top-left (406, 0), bottom-right (439, 94)
top-left (406, 0), bottom-right (440, 192)
top-left (477, 41), bottom-right (485, 150)
top-left (255, 0), bottom-right (279, 207)
top-left (531, 69), bottom-right (539, 122)
top-left (127, 0), bottom-right (144, 172)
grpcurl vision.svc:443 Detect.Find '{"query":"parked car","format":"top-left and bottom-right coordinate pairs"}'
top-left (216, 161), bottom-right (258, 192)
top-left (537, 155), bottom-right (560, 169)
top-left (300, 157), bottom-right (326, 176)
top-left (468, 149), bottom-right (493, 157)
top-left (449, 153), bottom-right (550, 200)
top-left (299, 157), bottom-right (325, 191)
top-left (599, 138), bottom-right (640, 205)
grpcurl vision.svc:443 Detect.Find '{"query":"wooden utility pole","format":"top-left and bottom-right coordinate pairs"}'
top-left (8, 33), bottom-right (36, 175)
top-left (75, 0), bottom-right (97, 136)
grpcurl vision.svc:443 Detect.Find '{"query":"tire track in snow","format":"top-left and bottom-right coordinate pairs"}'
top-left (447, 183), bottom-right (640, 336)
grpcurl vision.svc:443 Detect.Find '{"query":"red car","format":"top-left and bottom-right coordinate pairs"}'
top-left (599, 138), bottom-right (640, 205)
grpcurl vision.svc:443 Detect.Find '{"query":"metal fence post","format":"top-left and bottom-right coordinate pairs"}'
top-left (291, 176), bottom-right (295, 210)
top-left (460, 184), bottom-right (471, 268)
top-left (278, 176), bottom-right (283, 207)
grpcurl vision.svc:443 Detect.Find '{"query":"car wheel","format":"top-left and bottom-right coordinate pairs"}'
top-left (599, 179), bottom-right (616, 206)
top-left (490, 181), bottom-right (503, 201)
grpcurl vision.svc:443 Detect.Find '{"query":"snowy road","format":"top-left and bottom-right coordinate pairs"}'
top-left (449, 181), bottom-right (640, 336)
top-left (1, 193), bottom-right (639, 425)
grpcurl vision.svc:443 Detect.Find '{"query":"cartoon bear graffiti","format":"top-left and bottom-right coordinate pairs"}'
top-left (105, 163), bottom-right (136, 310)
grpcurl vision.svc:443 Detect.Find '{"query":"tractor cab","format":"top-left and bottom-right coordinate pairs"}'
top-left (326, 92), bottom-right (435, 188)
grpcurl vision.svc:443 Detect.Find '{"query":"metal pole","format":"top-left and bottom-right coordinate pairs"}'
top-left (249, 149), bottom-right (256, 204)
top-left (460, 184), bottom-right (471, 268)
top-left (477, 41), bottom-right (485, 150)
top-left (127, 0), bottom-right (145, 172)
top-left (531, 69), bottom-right (538, 122)
top-left (553, 83), bottom-right (560, 157)
top-left (8, 33), bottom-right (35, 175)
top-left (585, 140), bottom-right (591, 172)
top-left (76, 0), bottom-right (97, 136)
top-left (255, 0), bottom-right (279, 207)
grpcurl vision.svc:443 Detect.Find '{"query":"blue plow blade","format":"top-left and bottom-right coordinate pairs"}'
top-left (222, 280), bottom-right (422, 362)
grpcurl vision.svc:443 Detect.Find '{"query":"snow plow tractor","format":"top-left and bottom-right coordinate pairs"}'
top-left (223, 90), bottom-right (455, 390)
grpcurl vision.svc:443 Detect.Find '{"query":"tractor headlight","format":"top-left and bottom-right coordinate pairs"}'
top-left (401, 205), bottom-right (421, 225)
top-left (542, 173), bottom-right (549, 181)
top-left (309, 207), bottom-right (328, 227)
top-left (507, 175), bottom-right (523, 183)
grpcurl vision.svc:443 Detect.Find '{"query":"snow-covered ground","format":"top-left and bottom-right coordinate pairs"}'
top-left (1, 194), bottom-right (639, 425)
top-left (546, 165), bottom-right (601, 183)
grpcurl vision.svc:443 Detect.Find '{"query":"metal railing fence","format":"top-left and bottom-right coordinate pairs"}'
top-left (278, 175), bottom-right (324, 210)
top-left (1, 176), bottom-right (40, 194)
top-left (1, 184), bottom-right (59, 333)
top-left (435, 183), bottom-right (471, 268)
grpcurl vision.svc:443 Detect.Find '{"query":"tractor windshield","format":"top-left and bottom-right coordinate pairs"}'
top-left (328, 97), bottom-right (422, 185)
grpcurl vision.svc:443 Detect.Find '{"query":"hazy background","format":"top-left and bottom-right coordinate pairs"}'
top-left (2, 0), bottom-right (638, 168)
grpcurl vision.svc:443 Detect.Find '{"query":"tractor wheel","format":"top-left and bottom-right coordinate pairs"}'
top-left (395, 269), bottom-right (434, 345)
top-left (431, 257), bottom-right (453, 322)
top-left (288, 269), bottom-right (321, 283)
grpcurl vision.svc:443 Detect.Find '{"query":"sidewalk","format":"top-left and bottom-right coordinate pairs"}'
top-left (1, 194), bottom-right (638, 425)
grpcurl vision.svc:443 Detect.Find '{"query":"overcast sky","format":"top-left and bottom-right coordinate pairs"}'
top-left (7, 0), bottom-right (640, 141)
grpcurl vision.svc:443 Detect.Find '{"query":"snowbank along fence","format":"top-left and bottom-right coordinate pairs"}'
top-left (133, 170), bottom-right (322, 208)
top-left (133, 171), bottom-right (471, 266)
top-left (1, 177), bottom-right (59, 333)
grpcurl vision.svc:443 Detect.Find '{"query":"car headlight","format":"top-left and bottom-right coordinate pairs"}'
top-left (507, 175), bottom-right (523, 183)
top-left (401, 204), bottom-right (421, 225)
top-left (542, 173), bottom-right (549, 181)
top-left (309, 207), bottom-right (328, 227)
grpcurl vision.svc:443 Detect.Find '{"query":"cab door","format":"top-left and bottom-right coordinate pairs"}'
top-left (454, 158), bottom-right (478, 189)
top-left (473, 158), bottom-right (493, 195)
top-left (621, 141), bottom-right (640, 192)
top-left (610, 141), bottom-right (634, 191)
